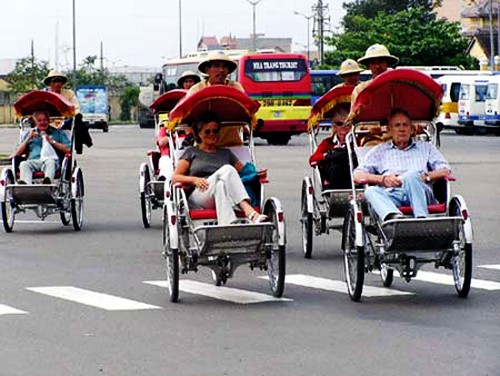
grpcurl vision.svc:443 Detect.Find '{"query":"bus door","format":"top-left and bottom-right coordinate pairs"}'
top-left (485, 76), bottom-right (500, 129)
top-left (458, 78), bottom-right (488, 128)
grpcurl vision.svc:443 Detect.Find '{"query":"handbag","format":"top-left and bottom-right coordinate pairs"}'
top-left (40, 136), bottom-right (59, 161)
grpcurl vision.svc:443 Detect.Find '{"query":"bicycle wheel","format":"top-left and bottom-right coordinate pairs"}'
top-left (342, 207), bottom-right (365, 302)
top-left (301, 180), bottom-right (313, 259)
top-left (264, 201), bottom-right (286, 298)
top-left (451, 201), bottom-right (472, 298)
top-left (163, 218), bottom-right (179, 302)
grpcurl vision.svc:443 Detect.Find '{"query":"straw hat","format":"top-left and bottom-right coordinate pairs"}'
top-left (337, 59), bottom-right (364, 76)
top-left (43, 70), bottom-right (68, 86)
top-left (357, 44), bottom-right (399, 67)
top-left (177, 70), bottom-right (201, 87)
top-left (197, 51), bottom-right (237, 74)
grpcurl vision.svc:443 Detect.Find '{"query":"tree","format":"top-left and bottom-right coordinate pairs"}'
top-left (7, 57), bottom-right (50, 97)
top-left (343, 0), bottom-right (442, 30)
top-left (325, 7), bottom-right (474, 69)
top-left (119, 85), bottom-right (139, 121)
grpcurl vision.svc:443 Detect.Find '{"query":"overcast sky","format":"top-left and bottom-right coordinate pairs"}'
top-left (1, 0), bottom-right (347, 69)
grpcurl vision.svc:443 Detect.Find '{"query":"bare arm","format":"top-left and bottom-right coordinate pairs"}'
top-left (10, 129), bottom-right (36, 158)
top-left (45, 134), bottom-right (70, 154)
top-left (172, 159), bottom-right (209, 191)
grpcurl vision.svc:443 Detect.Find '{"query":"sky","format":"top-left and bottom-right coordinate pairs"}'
top-left (1, 0), bottom-right (347, 70)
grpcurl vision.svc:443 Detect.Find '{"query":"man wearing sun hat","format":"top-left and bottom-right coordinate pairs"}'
top-left (187, 51), bottom-right (244, 95)
top-left (43, 70), bottom-right (80, 113)
top-left (351, 44), bottom-right (399, 104)
top-left (333, 59), bottom-right (364, 89)
top-left (177, 70), bottom-right (201, 90)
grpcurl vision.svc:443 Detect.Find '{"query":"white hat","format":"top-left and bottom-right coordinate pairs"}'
top-left (43, 70), bottom-right (68, 86)
top-left (337, 59), bottom-right (364, 76)
top-left (177, 70), bottom-right (201, 87)
top-left (358, 44), bottom-right (399, 66)
top-left (197, 51), bottom-right (237, 74)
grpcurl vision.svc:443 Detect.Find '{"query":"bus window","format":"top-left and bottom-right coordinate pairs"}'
top-left (487, 83), bottom-right (498, 100)
top-left (475, 85), bottom-right (488, 102)
top-left (459, 84), bottom-right (470, 100)
top-left (450, 82), bottom-right (461, 102)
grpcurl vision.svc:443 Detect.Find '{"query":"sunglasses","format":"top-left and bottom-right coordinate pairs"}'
top-left (51, 78), bottom-right (64, 83)
top-left (333, 121), bottom-right (349, 127)
top-left (203, 128), bottom-right (220, 135)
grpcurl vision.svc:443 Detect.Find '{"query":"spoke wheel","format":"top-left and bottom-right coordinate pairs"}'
top-left (264, 203), bottom-right (286, 298)
top-left (60, 211), bottom-right (71, 226)
top-left (163, 217), bottom-right (179, 302)
top-left (140, 167), bottom-right (152, 228)
top-left (71, 172), bottom-right (84, 231)
top-left (451, 202), bottom-right (472, 298)
top-left (342, 207), bottom-right (365, 302)
top-left (1, 173), bottom-right (15, 233)
top-left (301, 181), bottom-right (313, 259)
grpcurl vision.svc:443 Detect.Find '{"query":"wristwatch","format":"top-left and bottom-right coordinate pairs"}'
top-left (425, 174), bottom-right (431, 183)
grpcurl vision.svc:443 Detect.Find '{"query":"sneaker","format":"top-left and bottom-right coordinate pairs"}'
top-left (42, 177), bottom-right (52, 184)
top-left (17, 179), bottom-right (27, 185)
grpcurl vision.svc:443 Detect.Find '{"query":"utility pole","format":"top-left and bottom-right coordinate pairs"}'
top-left (179, 0), bottom-right (183, 57)
top-left (312, 0), bottom-right (329, 64)
top-left (31, 40), bottom-right (35, 90)
top-left (72, 0), bottom-right (77, 90)
top-left (100, 41), bottom-right (104, 71)
top-left (247, 0), bottom-right (263, 51)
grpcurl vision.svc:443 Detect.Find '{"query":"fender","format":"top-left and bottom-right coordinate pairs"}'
top-left (71, 167), bottom-right (84, 198)
top-left (451, 194), bottom-right (473, 244)
top-left (352, 201), bottom-right (365, 248)
top-left (139, 162), bottom-right (149, 194)
top-left (164, 199), bottom-right (179, 249)
top-left (303, 177), bottom-right (314, 214)
top-left (0, 167), bottom-right (14, 202)
top-left (264, 197), bottom-right (286, 247)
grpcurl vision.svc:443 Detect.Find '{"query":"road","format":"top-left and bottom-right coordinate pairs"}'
top-left (0, 125), bottom-right (499, 376)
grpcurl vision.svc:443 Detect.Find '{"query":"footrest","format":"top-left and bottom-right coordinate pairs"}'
top-left (10, 184), bottom-right (58, 205)
top-left (383, 217), bottom-right (462, 252)
top-left (194, 223), bottom-right (274, 256)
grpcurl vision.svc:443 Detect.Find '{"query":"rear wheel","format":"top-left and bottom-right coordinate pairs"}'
top-left (71, 171), bottom-right (84, 231)
top-left (1, 173), bottom-right (15, 233)
top-left (301, 180), bottom-right (313, 259)
top-left (380, 263), bottom-right (394, 287)
top-left (451, 202), bottom-right (472, 298)
top-left (264, 202), bottom-right (286, 297)
top-left (163, 219), bottom-right (179, 302)
top-left (266, 134), bottom-right (291, 145)
top-left (60, 211), bottom-right (71, 226)
top-left (140, 166), bottom-right (152, 228)
top-left (342, 207), bottom-right (365, 302)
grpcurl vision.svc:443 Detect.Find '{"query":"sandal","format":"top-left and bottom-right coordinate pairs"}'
top-left (249, 211), bottom-right (268, 223)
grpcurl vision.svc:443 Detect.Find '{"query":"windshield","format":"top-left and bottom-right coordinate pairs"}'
top-left (487, 83), bottom-right (498, 100)
top-left (244, 58), bottom-right (307, 82)
top-left (163, 63), bottom-right (199, 86)
top-left (311, 73), bottom-right (342, 96)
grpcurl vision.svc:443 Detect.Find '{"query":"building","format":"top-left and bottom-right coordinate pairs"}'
top-left (108, 65), bottom-right (158, 86)
top-left (195, 35), bottom-right (292, 53)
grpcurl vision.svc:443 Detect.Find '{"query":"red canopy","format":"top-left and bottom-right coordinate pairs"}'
top-left (168, 85), bottom-right (260, 129)
top-left (14, 90), bottom-right (76, 118)
top-left (149, 89), bottom-right (187, 114)
top-left (348, 69), bottom-right (443, 124)
top-left (307, 85), bottom-right (353, 131)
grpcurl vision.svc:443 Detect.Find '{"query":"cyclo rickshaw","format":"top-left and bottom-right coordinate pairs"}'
top-left (0, 91), bottom-right (84, 232)
top-left (161, 85), bottom-right (286, 302)
top-left (301, 85), bottom-right (359, 258)
top-left (342, 69), bottom-right (473, 302)
top-left (139, 89), bottom-right (187, 228)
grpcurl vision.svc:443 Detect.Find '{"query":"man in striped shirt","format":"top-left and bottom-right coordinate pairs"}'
top-left (353, 108), bottom-right (451, 222)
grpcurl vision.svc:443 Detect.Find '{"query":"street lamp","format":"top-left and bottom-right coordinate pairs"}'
top-left (246, 0), bottom-right (263, 51)
top-left (72, 0), bottom-right (77, 89)
top-left (294, 11), bottom-right (313, 62)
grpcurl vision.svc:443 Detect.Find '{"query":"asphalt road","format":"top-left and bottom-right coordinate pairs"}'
top-left (0, 125), bottom-right (499, 376)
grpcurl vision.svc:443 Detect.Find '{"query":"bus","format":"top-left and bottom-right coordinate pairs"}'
top-left (458, 75), bottom-right (490, 134)
top-left (310, 69), bottom-right (372, 104)
top-left (237, 52), bottom-right (312, 145)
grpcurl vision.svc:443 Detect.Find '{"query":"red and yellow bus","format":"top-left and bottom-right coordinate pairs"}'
top-left (236, 53), bottom-right (311, 145)
top-left (159, 50), bottom-right (311, 145)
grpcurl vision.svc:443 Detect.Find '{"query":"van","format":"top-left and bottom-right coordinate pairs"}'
top-left (458, 76), bottom-right (490, 134)
top-left (484, 75), bottom-right (500, 133)
top-left (435, 75), bottom-right (462, 133)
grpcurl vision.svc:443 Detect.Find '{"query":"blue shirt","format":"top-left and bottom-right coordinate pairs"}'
top-left (355, 139), bottom-right (450, 176)
top-left (21, 128), bottom-right (71, 160)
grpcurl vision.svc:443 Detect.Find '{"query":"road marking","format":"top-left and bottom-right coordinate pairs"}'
top-left (477, 264), bottom-right (500, 271)
top-left (274, 274), bottom-right (413, 297)
top-left (0, 304), bottom-right (28, 316)
top-left (26, 286), bottom-right (162, 311)
top-left (381, 270), bottom-right (500, 291)
top-left (144, 280), bottom-right (292, 304)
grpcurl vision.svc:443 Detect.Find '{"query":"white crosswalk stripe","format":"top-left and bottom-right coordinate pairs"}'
top-left (0, 304), bottom-right (28, 316)
top-left (262, 274), bottom-right (414, 297)
top-left (26, 286), bottom-right (162, 311)
top-left (477, 264), bottom-right (500, 271)
top-left (144, 280), bottom-right (292, 304)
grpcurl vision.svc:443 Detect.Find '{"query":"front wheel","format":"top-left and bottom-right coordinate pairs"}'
top-left (163, 220), bottom-right (179, 302)
top-left (140, 166), bottom-right (152, 228)
top-left (301, 180), bottom-right (313, 259)
top-left (264, 202), bottom-right (286, 298)
top-left (451, 201), bottom-right (472, 298)
top-left (1, 172), bottom-right (15, 232)
top-left (380, 263), bottom-right (394, 287)
top-left (342, 207), bottom-right (365, 302)
top-left (71, 171), bottom-right (84, 231)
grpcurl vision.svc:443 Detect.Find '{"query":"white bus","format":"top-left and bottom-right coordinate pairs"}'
top-left (458, 76), bottom-right (490, 134)
top-left (485, 75), bottom-right (500, 133)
